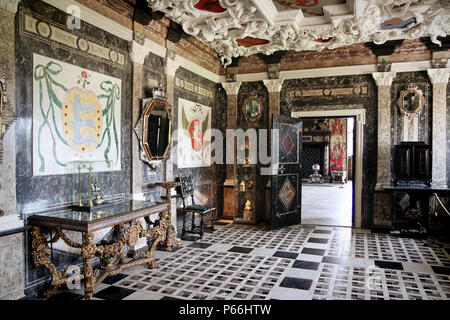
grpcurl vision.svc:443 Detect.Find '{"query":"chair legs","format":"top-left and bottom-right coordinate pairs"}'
top-left (182, 210), bottom-right (216, 240)
top-left (200, 214), bottom-right (204, 238)
top-left (182, 211), bottom-right (186, 236)
top-left (210, 209), bottom-right (216, 232)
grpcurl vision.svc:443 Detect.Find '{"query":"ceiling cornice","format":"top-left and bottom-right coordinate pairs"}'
top-left (147, 0), bottom-right (450, 67)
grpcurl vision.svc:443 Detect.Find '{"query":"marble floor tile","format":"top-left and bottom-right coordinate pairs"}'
top-left (42, 223), bottom-right (450, 301)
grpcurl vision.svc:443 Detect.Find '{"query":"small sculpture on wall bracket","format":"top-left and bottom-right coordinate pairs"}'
top-left (397, 84), bottom-right (424, 118)
top-left (134, 85), bottom-right (172, 169)
top-left (0, 65), bottom-right (17, 163)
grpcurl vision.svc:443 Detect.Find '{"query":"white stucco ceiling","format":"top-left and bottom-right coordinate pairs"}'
top-left (147, 0), bottom-right (450, 66)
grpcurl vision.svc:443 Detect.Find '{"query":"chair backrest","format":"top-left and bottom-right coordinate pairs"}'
top-left (179, 176), bottom-right (194, 198)
top-left (179, 176), bottom-right (195, 208)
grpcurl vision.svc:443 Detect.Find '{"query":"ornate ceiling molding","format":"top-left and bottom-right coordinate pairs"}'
top-left (427, 68), bottom-right (450, 84)
top-left (372, 71), bottom-right (397, 86)
top-left (147, 0), bottom-right (450, 67)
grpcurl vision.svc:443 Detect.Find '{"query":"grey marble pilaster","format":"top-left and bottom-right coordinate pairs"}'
top-left (221, 82), bottom-right (241, 179)
top-left (427, 68), bottom-right (449, 187)
top-left (131, 62), bottom-right (144, 196)
top-left (372, 72), bottom-right (396, 188)
top-left (0, 6), bottom-right (23, 300)
top-left (0, 5), bottom-right (16, 216)
top-left (263, 79), bottom-right (284, 152)
top-left (165, 56), bottom-right (178, 226)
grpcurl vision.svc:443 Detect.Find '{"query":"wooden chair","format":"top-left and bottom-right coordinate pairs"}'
top-left (178, 176), bottom-right (216, 239)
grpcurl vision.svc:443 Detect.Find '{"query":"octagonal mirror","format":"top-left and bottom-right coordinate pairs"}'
top-left (243, 97), bottom-right (262, 121)
top-left (134, 86), bottom-right (172, 164)
top-left (397, 85), bottom-right (424, 116)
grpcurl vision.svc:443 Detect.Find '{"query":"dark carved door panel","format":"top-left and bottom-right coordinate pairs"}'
top-left (271, 115), bottom-right (302, 230)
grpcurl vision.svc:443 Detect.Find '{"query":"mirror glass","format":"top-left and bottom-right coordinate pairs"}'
top-left (243, 98), bottom-right (262, 121)
top-left (143, 99), bottom-right (171, 160)
top-left (403, 91), bottom-right (421, 113)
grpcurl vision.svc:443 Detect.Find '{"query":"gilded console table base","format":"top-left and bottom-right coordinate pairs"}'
top-left (154, 181), bottom-right (183, 251)
top-left (30, 210), bottom-right (170, 299)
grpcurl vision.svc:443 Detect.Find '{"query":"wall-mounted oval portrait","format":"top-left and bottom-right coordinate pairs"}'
top-left (397, 85), bottom-right (424, 116)
top-left (243, 97), bottom-right (262, 121)
top-left (134, 86), bottom-right (172, 164)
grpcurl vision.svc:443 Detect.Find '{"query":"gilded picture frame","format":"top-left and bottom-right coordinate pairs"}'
top-left (397, 85), bottom-right (424, 116)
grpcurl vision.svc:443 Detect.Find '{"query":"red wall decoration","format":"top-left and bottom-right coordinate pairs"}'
top-left (329, 119), bottom-right (346, 172)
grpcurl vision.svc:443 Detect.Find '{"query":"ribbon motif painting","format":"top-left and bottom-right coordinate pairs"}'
top-left (177, 98), bottom-right (211, 168)
top-left (32, 53), bottom-right (121, 175)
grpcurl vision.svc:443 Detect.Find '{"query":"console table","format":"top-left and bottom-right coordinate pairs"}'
top-left (374, 184), bottom-right (450, 237)
top-left (28, 200), bottom-right (170, 299)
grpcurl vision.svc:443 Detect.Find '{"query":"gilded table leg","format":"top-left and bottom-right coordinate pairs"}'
top-left (162, 192), bottom-right (183, 251)
top-left (139, 210), bottom-right (170, 268)
top-left (81, 233), bottom-right (96, 300)
top-left (30, 227), bottom-right (65, 297)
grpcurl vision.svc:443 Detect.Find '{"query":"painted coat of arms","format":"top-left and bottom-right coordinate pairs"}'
top-left (177, 98), bottom-right (211, 168)
top-left (32, 53), bottom-right (121, 175)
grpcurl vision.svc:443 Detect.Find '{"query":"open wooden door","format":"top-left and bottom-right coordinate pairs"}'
top-left (270, 114), bottom-right (303, 230)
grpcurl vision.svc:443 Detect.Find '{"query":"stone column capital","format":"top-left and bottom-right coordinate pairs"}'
top-left (427, 68), bottom-right (450, 85)
top-left (263, 78), bottom-right (284, 93)
top-left (372, 72), bottom-right (396, 87)
top-left (165, 57), bottom-right (179, 78)
top-left (129, 40), bottom-right (149, 65)
top-left (221, 81), bottom-right (241, 96)
top-left (0, 0), bottom-right (20, 14)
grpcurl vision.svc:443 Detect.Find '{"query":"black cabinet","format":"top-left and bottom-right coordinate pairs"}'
top-left (394, 142), bottom-right (431, 184)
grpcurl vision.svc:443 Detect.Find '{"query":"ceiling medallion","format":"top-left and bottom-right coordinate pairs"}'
top-left (147, 0), bottom-right (450, 67)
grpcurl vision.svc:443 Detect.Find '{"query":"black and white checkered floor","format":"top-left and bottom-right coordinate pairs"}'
top-left (47, 222), bottom-right (450, 300)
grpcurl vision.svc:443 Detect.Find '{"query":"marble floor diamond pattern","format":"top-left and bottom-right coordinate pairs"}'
top-left (46, 223), bottom-right (450, 300)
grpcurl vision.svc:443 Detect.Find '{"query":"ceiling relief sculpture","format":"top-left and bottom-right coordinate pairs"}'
top-left (147, 0), bottom-right (450, 66)
top-left (273, 0), bottom-right (346, 16)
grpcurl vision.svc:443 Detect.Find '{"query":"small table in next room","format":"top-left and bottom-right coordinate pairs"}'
top-left (27, 200), bottom-right (171, 299)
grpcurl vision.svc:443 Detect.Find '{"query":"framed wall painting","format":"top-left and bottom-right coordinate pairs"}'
top-left (177, 98), bottom-right (211, 168)
top-left (32, 53), bottom-right (121, 175)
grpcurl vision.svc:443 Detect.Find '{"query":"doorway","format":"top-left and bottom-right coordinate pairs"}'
top-left (299, 117), bottom-right (355, 227)
top-left (292, 108), bottom-right (365, 228)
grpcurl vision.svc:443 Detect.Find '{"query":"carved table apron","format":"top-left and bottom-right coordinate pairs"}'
top-left (27, 200), bottom-right (170, 299)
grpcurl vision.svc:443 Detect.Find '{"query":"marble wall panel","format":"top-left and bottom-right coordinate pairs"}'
top-left (0, 233), bottom-right (24, 300)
